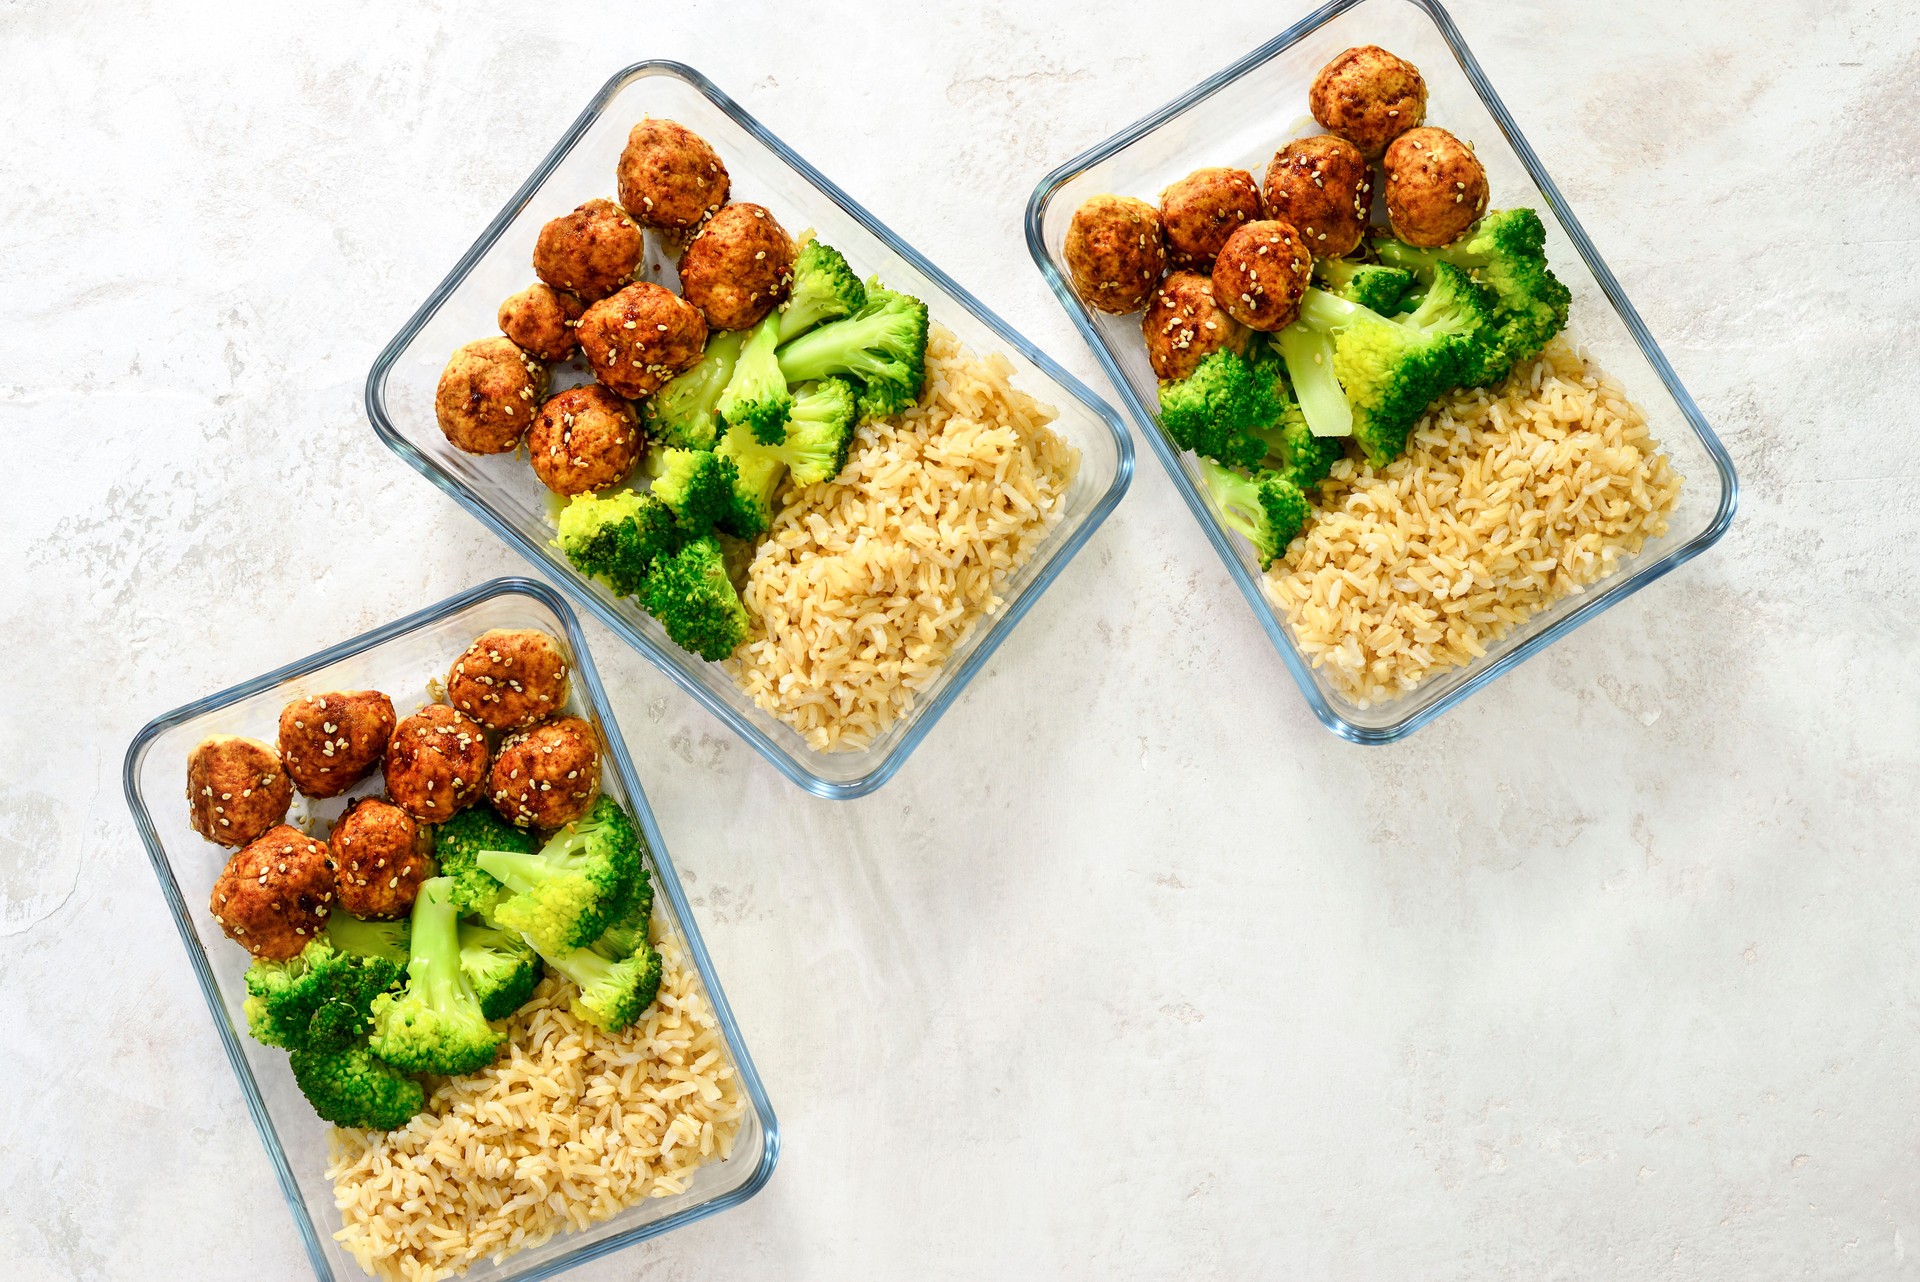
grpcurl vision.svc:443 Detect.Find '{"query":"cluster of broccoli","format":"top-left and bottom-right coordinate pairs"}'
top-left (559, 239), bottom-right (930, 661)
top-left (1156, 209), bottom-right (1569, 568)
top-left (240, 798), bottom-right (662, 1131)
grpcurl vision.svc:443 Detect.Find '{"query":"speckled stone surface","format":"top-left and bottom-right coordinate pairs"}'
top-left (4, 1), bottom-right (1918, 1278)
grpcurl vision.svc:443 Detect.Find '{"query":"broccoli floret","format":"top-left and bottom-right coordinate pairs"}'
top-left (325, 913), bottom-right (410, 965)
top-left (777, 240), bottom-right (866, 344)
top-left (1196, 458), bottom-right (1311, 569)
top-left (243, 938), bottom-right (402, 1054)
top-left (1313, 257), bottom-right (1416, 314)
top-left (717, 312), bottom-right (793, 445)
top-left (1156, 349), bottom-right (1282, 470)
top-left (643, 330), bottom-right (744, 451)
top-left (650, 446), bottom-right (741, 533)
top-left (475, 796), bottom-right (642, 955)
top-left (641, 535), bottom-right (752, 661)
top-left (555, 489), bottom-right (683, 598)
top-left (590, 859), bottom-right (655, 961)
top-left (1244, 342), bottom-right (1342, 491)
top-left (288, 1039), bottom-right (424, 1131)
top-left (777, 377), bottom-right (859, 486)
top-left (368, 877), bottom-right (505, 1077)
top-left (457, 921), bottom-right (542, 1021)
top-left (776, 279), bottom-right (928, 421)
top-left (431, 807), bottom-right (532, 919)
top-left (713, 423), bottom-right (787, 541)
top-left (542, 940), bottom-right (664, 1033)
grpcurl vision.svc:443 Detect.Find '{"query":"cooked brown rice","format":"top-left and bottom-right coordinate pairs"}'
top-left (727, 325), bottom-right (1079, 752)
top-left (1267, 341), bottom-right (1682, 706)
top-left (326, 926), bottom-right (745, 1281)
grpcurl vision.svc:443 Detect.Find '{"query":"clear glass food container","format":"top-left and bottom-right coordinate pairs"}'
top-left (368, 62), bottom-right (1133, 798)
top-left (123, 577), bottom-right (778, 1282)
top-left (1026, 0), bottom-right (1738, 743)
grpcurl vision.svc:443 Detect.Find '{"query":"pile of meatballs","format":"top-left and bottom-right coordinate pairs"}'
top-left (435, 118), bottom-right (794, 498)
top-left (189, 629), bottom-right (601, 962)
top-left (1064, 45), bottom-right (1487, 381)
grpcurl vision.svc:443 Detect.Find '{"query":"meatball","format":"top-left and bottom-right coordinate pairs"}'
top-left (498, 283), bottom-right (585, 362)
top-left (435, 337), bottom-right (548, 455)
top-left (328, 798), bottom-right (432, 920)
top-left (1383, 127), bottom-right (1488, 248)
top-left (1064, 194), bottom-right (1166, 315)
top-left (528, 385), bottom-right (643, 496)
top-left (279, 690), bottom-right (395, 799)
top-left (1141, 271), bottom-right (1248, 382)
top-left (532, 198), bottom-right (645, 304)
top-left (1159, 168), bottom-right (1263, 269)
top-left (186, 735), bottom-right (291, 848)
top-left (677, 203), bottom-right (795, 331)
top-left (1309, 45), bottom-right (1427, 160)
top-left (617, 118), bottom-right (730, 231)
top-left (447, 628), bottom-right (572, 732)
top-left (1263, 135), bottom-right (1372, 259)
top-left (209, 825), bottom-right (336, 960)
top-left (577, 281), bottom-right (708, 398)
top-left (489, 716), bottom-right (600, 831)
top-left (384, 704), bottom-right (491, 822)
top-left (1212, 221), bottom-right (1313, 333)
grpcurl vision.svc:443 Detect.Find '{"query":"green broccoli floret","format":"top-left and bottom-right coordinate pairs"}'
top-left (542, 940), bottom-right (664, 1033)
top-left (555, 489), bottom-right (683, 598)
top-left (641, 535), bottom-right (752, 661)
top-left (288, 1039), bottom-right (424, 1131)
top-left (777, 240), bottom-right (866, 344)
top-left (1156, 349), bottom-right (1283, 470)
top-left (1376, 208), bottom-right (1570, 385)
top-left (717, 312), bottom-right (793, 445)
top-left (368, 877), bottom-right (505, 1077)
top-left (589, 860), bottom-right (655, 961)
top-left (475, 796), bottom-right (641, 955)
top-left (777, 377), bottom-right (859, 486)
top-left (1313, 257), bottom-right (1416, 314)
top-left (651, 447), bottom-right (741, 533)
top-left (713, 422), bottom-right (786, 541)
top-left (1245, 341), bottom-right (1342, 492)
top-left (431, 807), bottom-right (534, 919)
top-left (776, 278), bottom-right (928, 421)
top-left (1196, 458), bottom-right (1311, 569)
top-left (643, 330), bottom-right (744, 451)
top-left (243, 938), bottom-right (402, 1054)
top-left (325, 913), bottom-right (410, 965)
top-left (457, 921), bottom-right (542, 1021)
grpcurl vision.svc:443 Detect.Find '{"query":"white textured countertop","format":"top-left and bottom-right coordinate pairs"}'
top-left (4, 1), bottom-right (1917, 1278)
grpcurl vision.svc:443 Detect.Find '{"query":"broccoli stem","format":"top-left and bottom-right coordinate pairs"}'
top-left (1376, 240), bottom-right (1444, 278)
top-left (542, 942), bottom-right (619, 993)
top-left (474, 849), bottom-right (550, 896)
top-left (407, 879), bottom-right (463, 1014)
top-left (1275, 324), bottom-right (1352, 439)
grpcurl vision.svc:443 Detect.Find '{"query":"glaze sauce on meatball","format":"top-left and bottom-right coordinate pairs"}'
top-left (1160, 168), bottom-right (1263, 269)
top-left (677, 202), bottom-right (795, 331)
top-left (187, 735), bottom-right (291, 848)
top-left (435, 338), bottom-right (548, 455)
top-left (209, 825), bottom-right (336, 959)
top-left (329, 798), bottom-right (432, 920)
top-left (490, 716), bottom-right (600, 831)
top-left (279, 690), bottom-right (395, 799)
top-left (384, 704), bottom-right (491, 822)
top-left (447, 629), bottom-right (572, 733)
top-left (532, 198), bottom-right (645, 303)
top-left (1141, 271), bottom-right (1248, 382)
top-left (578, 282), bottom-right (708, 399)
top-left (1064, 194), bottom-right (1166, 315)
top-left (617, 119), bottom-right (729, 231)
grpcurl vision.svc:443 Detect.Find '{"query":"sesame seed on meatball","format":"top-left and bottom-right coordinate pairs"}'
top-left (528, 385), bottom-right (644, 496)
top-left (532, 198), bottom-right (645, 304)
top-left (1383, 126), bottom-right (1488, 248)
top-left (1309, 45), bottom-right (1428, 160)
top-left (328, 798), bottom-right (432, 921)
top-left (1212, 221), bottom-right (1313, 333)
top-left (577, 282), bottom-right (708, 399)
top-left (499, 283), bottom-right (585, 362)
top-left (279, 690), bottom-right (395, 800)
top-left (1142, 271), bottom-right (1249, 382)
top-left (617, 119), bottom-right (730, 231)
top-left (1064, 194), bottom-right (1166, 315)
top-left (1159, 168), bottom-right (1264, 269)
top-left (436, 337), bottom-right (548, 455)
top-left (209, 825), bottom-right (336, 960)
top-left (384, 704), bottom-right (490, 822)
top-left (187, 735), bottom-right (291, 848)
top-left (677, 203), bottom-right (795, 332)
top-left (447, 628), bottom-right (572, 733)
top-left (490, 716), bottom-right (600, 831)
top-left (1263, 135), bottom-right (1373, 259)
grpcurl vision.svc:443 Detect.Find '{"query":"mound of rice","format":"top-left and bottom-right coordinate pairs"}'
top-left (1267, 341), bottom-right (1682, 707)
top-left (326, 928), bottom-right (745, 1282)
top-left (727, 325), bottom-right (1079, 752)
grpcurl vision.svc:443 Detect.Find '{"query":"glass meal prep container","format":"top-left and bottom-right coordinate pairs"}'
top-left (123, 577), bottom-right (778, 1282)
top-left (367, 61), bottom-right (1133, 799)
top-left (1026, 0), bottom-right (1737, 744)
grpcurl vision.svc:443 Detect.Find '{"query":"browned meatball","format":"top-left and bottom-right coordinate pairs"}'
top-left (1212, 221), bottom-right (1313, 333)
top-left (186, 735), bottom-right (291, 848)
top-left (618, 119), bottom-right (730, 231)
top-left (1141, 271), bottom-right (1248, 382)
top-left (1383, 127), bottom-right (1488, 248)
top-left (384, 704), bottom-right (490, 822)
top-left (435, 338), bottom-right (548, 455)
top-left (209, 825), bottom-right (336, 960)
top-left (279, 691), bottom-right (395, 799)
top-left (1263, 135), bottom-right (1372, 259)
top-left (1309, 45), bottom-right (1427, 160)
top-left (1159, 168), bottom-right (1263, 269)
top-left (447, 628), bottom-right (572, 732)
top-left (532, 198), bottom-right (645, 304)
top-left (328, 798), bottom-right (432, 920)
top-left (528, 385), bottom-right (643, 496)
top-left (490, 717), bottom-right (601, 831)
top-left (1064, 194), bottom-right (1166, 315)
top-left (499, 283), bottom-right (585, 362)
top-left (677, 203), bottom-right (795, 331)
top-left (577, 282), bottom-right (708, 398)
